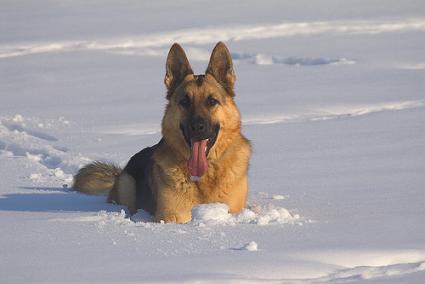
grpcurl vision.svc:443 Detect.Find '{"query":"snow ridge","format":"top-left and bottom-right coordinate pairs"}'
top-left (0, 115), bottom-right (88, 183)
top-left (318, 261), bottom-right (425, 282)
top-left (244, 99), bottom-right (425, 125)
top-left (232, 52), bottom-right (355, 66)
top-left (98, 100), bottom-right (425, 136)
top-left (1, 18), bottom-right (425, 59)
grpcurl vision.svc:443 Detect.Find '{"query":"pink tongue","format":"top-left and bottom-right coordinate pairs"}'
top-left (187, 139), bottom-right (208, 179)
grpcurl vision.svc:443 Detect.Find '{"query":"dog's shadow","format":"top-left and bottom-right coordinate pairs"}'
top-left (0, 186), bottom-right (121, 213)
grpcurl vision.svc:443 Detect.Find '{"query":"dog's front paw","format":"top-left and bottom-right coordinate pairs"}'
top-left (155, 212), bottom-right (191, 224)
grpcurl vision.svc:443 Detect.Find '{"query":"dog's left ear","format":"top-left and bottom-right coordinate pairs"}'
top-left (206, 42), bottom-right (236, 94)
top-left (165, 43), bottom-right (193, 99)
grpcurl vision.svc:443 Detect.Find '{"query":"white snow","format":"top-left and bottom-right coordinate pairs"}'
top-left (191, 203), bottom-right (301, 226)
top-left (1, 0), bottom-right (425, 283)
top-left (242, 241), bottom-right (258, 252)
top-left (272, 194), bottom-right (285, 200)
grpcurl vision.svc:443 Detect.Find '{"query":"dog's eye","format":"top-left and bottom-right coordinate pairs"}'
top-left (179, 96), bottom-right (191, 108)
top-left (207, 96), bottom-right (219, 107)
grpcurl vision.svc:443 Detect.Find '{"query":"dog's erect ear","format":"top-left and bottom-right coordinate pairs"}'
top-left (206, 42), bottom-right (236, 94)
top-left (164, 43), bottom-right (193, 98)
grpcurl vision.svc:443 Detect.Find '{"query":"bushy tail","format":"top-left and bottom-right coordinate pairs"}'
top-left (73, 162), bottom-right (122, 195)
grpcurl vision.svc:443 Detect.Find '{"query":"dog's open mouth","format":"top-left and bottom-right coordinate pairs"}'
top-left (187, 139), bottom-right (209, 180)
top-left (180, 124), bottom-right (219, 181)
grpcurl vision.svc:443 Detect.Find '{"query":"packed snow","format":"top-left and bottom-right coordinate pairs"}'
top-left (1, 0), bottom-right (425, 283)
top-left (191, 203), bottom-right (302, 226)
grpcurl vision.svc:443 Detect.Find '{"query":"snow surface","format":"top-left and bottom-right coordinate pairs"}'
top-left (1, 0), bottom-right (425, 283)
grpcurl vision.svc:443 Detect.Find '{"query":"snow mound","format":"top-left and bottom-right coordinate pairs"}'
top-left (242, 241), bottom-right (258, 252)
top-left (272, 194), bottom-right (286, 200)
top-left (191, 203), bottom-right (301, 226)
top-left (64, 202), bottom-right (301, 228)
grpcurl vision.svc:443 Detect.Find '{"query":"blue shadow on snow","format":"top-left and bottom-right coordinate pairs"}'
top-left (0, 187), bottom-right (122, 213)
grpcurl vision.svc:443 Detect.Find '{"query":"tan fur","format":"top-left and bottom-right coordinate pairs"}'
top-left (73, 42), bottom-right (251, 223)
top-left (153, 43), bottom-right (251, 222)
top-left (108, 173), bottom-right (137, 213)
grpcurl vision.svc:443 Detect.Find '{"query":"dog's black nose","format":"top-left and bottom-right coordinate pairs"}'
top-left (191, 118), bottom-right (206, 132)
top-left (190, 117), bottom-right (208, 137)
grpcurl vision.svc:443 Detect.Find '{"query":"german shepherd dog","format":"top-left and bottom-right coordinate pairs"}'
top-left (73, 42), bottom-right (251, 223)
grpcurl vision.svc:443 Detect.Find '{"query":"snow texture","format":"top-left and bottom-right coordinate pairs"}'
top-left (1, 0), bottom-right (425, 283)
top-left (191, 203), bottom-right (301, 226)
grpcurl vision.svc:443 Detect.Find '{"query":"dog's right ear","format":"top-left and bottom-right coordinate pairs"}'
top-left (164, 43), bottom-right (193, 99)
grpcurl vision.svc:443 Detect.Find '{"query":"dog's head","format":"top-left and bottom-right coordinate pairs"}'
top-left (161, 42), bottom-right (242, 180)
